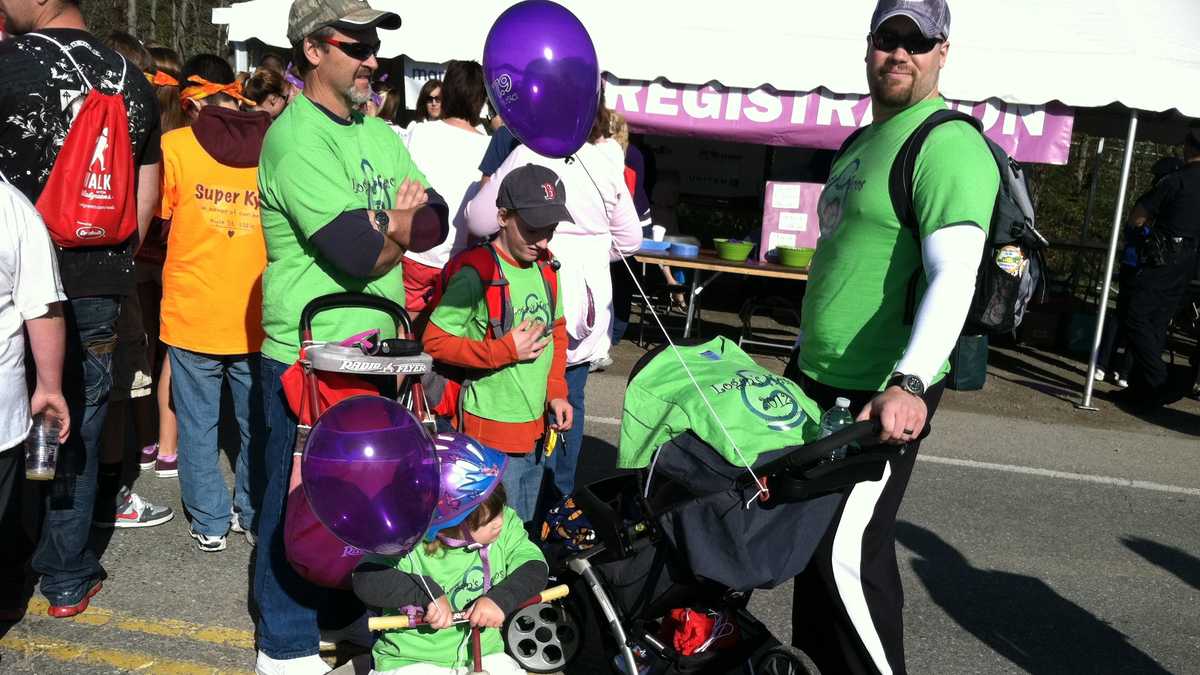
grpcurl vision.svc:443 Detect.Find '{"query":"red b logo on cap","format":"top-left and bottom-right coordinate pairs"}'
top-left (542, 182), bottom-right (556, 201)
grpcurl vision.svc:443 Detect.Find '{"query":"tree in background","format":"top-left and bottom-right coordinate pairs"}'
top-left (80, 0), bottom-right (233, 62)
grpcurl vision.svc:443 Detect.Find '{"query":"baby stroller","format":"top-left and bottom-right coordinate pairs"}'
top-left (507, 338), bottom-right (902, 675)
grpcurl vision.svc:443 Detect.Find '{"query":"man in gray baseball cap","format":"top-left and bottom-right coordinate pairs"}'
top-left (786, 1), bottom-right (1000, 673)
top-left (252, 2), bottom-right (449, 674)
top-left (870, 0), bottom-right (951, 40)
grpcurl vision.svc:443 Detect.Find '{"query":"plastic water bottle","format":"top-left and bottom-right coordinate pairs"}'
top-left (819, 397), bottom-right (854, 461)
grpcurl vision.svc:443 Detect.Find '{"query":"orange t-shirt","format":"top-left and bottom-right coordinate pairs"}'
top-left (159, 127), bottom-right (266, 355)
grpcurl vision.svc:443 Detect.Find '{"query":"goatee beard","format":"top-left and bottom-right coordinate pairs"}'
top-left (345, 85), bottom-right (371, 106)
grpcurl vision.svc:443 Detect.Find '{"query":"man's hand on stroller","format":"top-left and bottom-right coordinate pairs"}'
top-left (464, 596), bottom-right (506, 629)
top-left (548, 398), bottom-right (572, 431)
top-left (856, 387), bottom-right (927, 445)
top-left (511, 319), bottom-right (551, 362)
top-left (425, 595), bottom-right (454, 629)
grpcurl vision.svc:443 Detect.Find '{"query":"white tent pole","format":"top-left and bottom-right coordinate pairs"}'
top-left (233, 41), bottom-right (249, 74)
top-left (1078, 110), bottom-right (1138, 410)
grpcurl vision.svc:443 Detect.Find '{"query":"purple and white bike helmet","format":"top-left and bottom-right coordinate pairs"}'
top-left (425, 432), bottom-right (508, 541)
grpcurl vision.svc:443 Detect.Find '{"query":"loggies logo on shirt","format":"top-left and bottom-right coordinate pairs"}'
top-left (708, 369), bottom-right (808, 431)
top-left (354, 158), bottom-right (398, 211)
top-left (818, 158), bottom-right (865, 238)
top-left (516, 293), bottom-right (551, 326)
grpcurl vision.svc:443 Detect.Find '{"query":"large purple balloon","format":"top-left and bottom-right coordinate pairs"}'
top-left (301, 396), bottom-right (439, 557)
top-left (483, 0), bottom-right (600, 159)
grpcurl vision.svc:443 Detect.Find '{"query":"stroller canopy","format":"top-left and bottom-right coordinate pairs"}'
top-left (619, 337), bottom-right (822, 470)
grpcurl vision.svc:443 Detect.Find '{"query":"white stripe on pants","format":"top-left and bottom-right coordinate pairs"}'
top-left (831, 460), bottom-right (895, 675)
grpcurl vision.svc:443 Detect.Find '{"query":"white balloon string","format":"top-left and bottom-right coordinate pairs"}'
top-left (574, 154), bottom-right (768, 502)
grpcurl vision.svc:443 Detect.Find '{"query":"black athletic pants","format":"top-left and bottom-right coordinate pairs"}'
top-left (1122, 243), bottom-right (1199, 395)
top-left (784, 368), bottom-right (945, 675)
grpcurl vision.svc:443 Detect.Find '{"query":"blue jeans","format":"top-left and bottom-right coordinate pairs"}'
top-left (499, 449), bottom-right (544, 523)
top-left (32, 296), bottom-right (119, 605)
top-left (544, 363), bottom-right (588, 497)
top-left (168, 347), bottom-right (264, 537)
top-left (253, 356), bottom-right (361, 659)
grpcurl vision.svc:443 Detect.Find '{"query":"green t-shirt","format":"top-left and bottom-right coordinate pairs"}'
top-left (619, 336), bottom-right (823, 469)
top-left (798, 97), bottom-right (999, 391)
top-left (257, 94), bottom-right (429, 364)
top-left (369, 506), bottom-right (546, 670)
top-left (429, 247), bottom-right (563, 423)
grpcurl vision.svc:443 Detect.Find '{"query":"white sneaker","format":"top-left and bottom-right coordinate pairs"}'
top-left (255, 652), bottom-right (331, 675)
top-left (318, 613), bottom-right (371, 651)
top-left (190, 530), bottom-right (227, 553)
top-left (1092, 368), bottom-right (1106, 382)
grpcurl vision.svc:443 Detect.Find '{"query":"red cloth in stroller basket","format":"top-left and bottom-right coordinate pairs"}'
top-left (281, 340), bottom-right (379, 589)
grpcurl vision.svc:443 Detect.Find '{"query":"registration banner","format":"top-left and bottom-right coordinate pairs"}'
top-left (603, 75), bottom-right (1075, 165)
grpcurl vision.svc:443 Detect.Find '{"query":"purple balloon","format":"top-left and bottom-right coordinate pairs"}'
top-left (483, 0), bottom-right (600, 159)
top-left (301, 396), bottom-right (439, 556)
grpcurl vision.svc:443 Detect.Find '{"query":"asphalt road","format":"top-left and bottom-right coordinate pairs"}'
top-left (2, 336), bottom-right (1198, 674)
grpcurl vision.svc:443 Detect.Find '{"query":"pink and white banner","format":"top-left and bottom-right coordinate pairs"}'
top-left (603, 76), bottom-right (1075, 166)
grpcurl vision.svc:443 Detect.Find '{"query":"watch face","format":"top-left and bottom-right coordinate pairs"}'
top-left (374, 210), bottom-right (389, 233)
top-left (903, 375), bottom-right (924, 394)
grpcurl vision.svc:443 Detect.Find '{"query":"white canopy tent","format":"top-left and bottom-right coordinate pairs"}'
top-left (213, 0), bottom-right (1200, 410)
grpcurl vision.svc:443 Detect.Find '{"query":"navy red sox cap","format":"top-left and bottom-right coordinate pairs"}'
top-left (496, 164), bottom-right (574, 230)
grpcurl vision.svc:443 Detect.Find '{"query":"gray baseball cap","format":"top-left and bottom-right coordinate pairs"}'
top-left (870, 0), bottom-right (951, 40)
top-left (287, 0), bottom-right (401, 45)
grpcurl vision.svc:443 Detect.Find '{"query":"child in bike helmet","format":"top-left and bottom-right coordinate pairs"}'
top-left (353, 432), bottom-right (548, 674)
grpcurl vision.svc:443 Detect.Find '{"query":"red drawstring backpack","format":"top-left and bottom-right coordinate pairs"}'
top-left (28, 33), bottom-right (137, 248)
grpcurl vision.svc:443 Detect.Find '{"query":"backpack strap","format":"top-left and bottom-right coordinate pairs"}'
top-left (890, 109), bottom-right (983, 233)
top-left (536, 255), bottom-right (559, 325)
top-left (887, 109), bottom-right (986, 324)
top-left (26, 32), bottom-right (127, 92)
top-left (482, 244), bottom-right (513, 337)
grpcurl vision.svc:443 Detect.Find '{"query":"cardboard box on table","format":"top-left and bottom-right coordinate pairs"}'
top-left (759, 181), bottom-right (823, 263)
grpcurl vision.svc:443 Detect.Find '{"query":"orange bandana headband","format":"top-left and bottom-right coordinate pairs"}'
top-left (180, 75), bottom-right (255, 107)
top-left (148, 71), bottom-right (179, 87)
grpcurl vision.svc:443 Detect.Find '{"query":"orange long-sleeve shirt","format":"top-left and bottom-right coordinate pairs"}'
top-left (423, 317), bottom-right (568, 453)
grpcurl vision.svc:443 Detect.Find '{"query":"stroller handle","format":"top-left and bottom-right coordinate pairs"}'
top-left (299, 293), bottom-right (414, 340)
top-left (741, 419), bottom-right (883, 484)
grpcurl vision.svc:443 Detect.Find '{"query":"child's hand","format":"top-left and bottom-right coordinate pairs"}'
top-left (511, 319), bottom-right (551, 362)
top-left (548, 398), bottom-right (572, 431)
top-left (464, 596), bottom-right (505, 629)
top-left (425, 595), bottom-right (453, 630)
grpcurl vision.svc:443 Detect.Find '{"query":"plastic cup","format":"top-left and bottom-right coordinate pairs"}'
top-left (651, 225), bottom-right (666, 242)
top-left (25, 414), bottom-right (61, 481)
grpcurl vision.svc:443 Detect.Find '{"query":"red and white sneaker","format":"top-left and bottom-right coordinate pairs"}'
top-left (97, 491), bottom-right (175, 529)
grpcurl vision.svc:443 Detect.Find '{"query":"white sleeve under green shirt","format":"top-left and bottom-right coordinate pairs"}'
top-left (256, 94), bottom-right (430, 364)
top-left (798, 97), bottom-right (999, 391)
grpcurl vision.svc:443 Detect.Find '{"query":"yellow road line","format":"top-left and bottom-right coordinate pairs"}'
top-left (0, 633), bottom-right (252, 674)
top-left (22, 598), bottom-right (255, 650)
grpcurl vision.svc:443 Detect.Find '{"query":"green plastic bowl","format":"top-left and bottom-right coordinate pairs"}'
top-left (714, 238), bottom-right (754, 262)
top-left (777, 246), bottom-right (815, 268)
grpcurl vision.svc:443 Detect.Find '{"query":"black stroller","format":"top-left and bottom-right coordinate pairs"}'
top-left (502, 341), bottom-right (902, 675)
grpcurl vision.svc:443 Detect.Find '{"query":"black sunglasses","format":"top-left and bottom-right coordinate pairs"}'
top-left (319, 37), bottom-right (380, 61)
top-left (870, 31), bottom-right (942, 55)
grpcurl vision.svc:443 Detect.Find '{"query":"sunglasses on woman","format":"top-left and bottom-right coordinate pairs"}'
top-left (319, 37), bottom-right (381, 61)
top-left (870, 30), bottom-right (942, 55)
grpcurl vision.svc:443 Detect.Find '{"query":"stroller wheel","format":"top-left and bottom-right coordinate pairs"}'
top-left (505, 599), bottom-right (581, 673)
top-left (756, 645), bottom-right (819, 675)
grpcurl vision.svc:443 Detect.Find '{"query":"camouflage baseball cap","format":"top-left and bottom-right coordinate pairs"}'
top-left (287, 0), bottom-right (401, 45)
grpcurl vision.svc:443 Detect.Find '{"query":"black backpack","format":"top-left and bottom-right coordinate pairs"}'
top-left (836, 109), bottom-right (1048, 334)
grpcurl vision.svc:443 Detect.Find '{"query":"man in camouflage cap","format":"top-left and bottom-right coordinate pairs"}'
top-left (252, 2), bottom-right (448, 673)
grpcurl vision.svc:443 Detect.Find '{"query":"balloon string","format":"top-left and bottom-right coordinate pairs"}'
top-left (575, 155), bottom-right (768, 503)
top-left (408, 551), bottom-right (438, 605)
